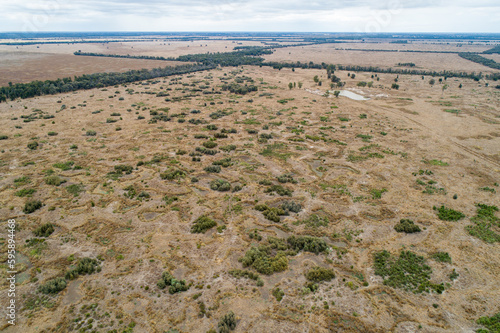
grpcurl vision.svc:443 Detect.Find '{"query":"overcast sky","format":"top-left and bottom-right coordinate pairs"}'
top-left (0, 0), bottom-right (499, 33)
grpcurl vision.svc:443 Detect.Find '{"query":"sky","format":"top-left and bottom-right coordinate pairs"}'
top-left (0, 0), bottom-right (499, 33)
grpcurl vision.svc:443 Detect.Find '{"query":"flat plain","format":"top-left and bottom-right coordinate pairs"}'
top-left (0, 35), bottom-right (499, 333)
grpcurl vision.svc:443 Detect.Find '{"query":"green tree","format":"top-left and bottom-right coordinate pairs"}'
top-left (429, 79), bottom-right (436, 86)
top-left (313, 75), bottom-right (319, 84)
top-left (288, 82), bottom-right (293, 90)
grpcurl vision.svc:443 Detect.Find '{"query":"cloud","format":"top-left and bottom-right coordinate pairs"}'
top-left (0, 0), bottom-right (499, 32)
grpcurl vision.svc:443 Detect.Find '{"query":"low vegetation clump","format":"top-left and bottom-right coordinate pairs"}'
top-left (65, 257), bottom-right (101, 280)
top-left (160, 169), bottom-right (186, 180)
top-left (255, 204), bottom-right (285, 222)
top-left (287, 235), bottom-right (328, 254)
top-left (305, 266), bottom-right (335, 282)
top-left (157, 271), bottom-right (189, 294)
top-left (204, 165), bottom-right (221, 173)
top-left (281, 200), bottom-right (302, 214)
top-left (27, 141), bottom-right (39, 150)
top-left (210, 179), bottom-right (231, 191)
top-left (38, 277), bottom-right (67, 295)
top-left (66, 184), bottom-right (84, 196)
top-left (434, 205), bottom-right (465, 221)
top-left (394, 219), bottom-right (421, 233)
top-left (466, 203), bottom-right (500, 243)
top-left (203, 141), bottom-right (217, 148)
top-left (213, 158), bottom-right (233, 167)
top-left (370, 188), bottom-right (387, 199)
top-left (45, 175), bottom-right (66, 186)
top-left (476, 312), bottom-right (500, 333)
top-left (293, 214), bottom-right (329, 229)
top-left (277, 173), bottom-right (297, 184)
top-left (108, 164), bottom-right (133, 179)
top-left (195, 146), bottom-right (218, 155)
top-left (33, 223), bottom-right (55, 237)
top-left (86, 130), bottom-right (97, 136)
top-left (53, 161), bottom-right (75, 171)
top-left (430, 252), bottom-right (452, 263)
top-left (23, 200), bottom-right (43, 214)
top-left (228, 269), bottom-right (264, 286)
top-left (264, 184), bottom-right (293, 196)
top-left (15, 188), bottom-right (36, 197)
top-left (191, 215), bottom-right (217, 233)
top-left (272, 288), bottom-right (285, 302)
top-left (239, 245), bottom-right (288, 275)
top-left (220, 144), bottom-right (237, 152)
top-left (373, 250), bottom-right (444, 294)
top-left (218, 311), bottom-right (237, 333)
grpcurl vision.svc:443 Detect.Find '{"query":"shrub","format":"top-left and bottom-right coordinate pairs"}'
top-left (373, 250), bottom-right (444, 294)
top-left (23, 200), bottom-right (43, 214)
top-left (220, 144), bottom-right (236, 152)
top-left (0, 135), bottom-right (8, 140)
top-left (204, 165), bottom-right (221, 173)
top-left (281, 201), bottom-right (302, 213)
top-left (430, 252), bottom-right (452, 263)
top-left (287, 235), bottom-right (328, 254)
top-left (370, 188), bottom-right (387, 199)
top-left (305, 267), bottom-right (335, 282)
top-left (191, 216), bottom-right (217, 233)
top-left (210, 179), bottom-right (231, 191)
top-left (34, 223), bottom-right (54, 237)
top-left (214, 132), bottom-right (228, 139)
top-left (277, 173), bottom-right (297, 184)
top-left (239, 246), bottom-right (288, 275)
top-left (38, 277), bottom-right (67, 294)
top-left (293, 214), bottom-right (329, 229)
top-left (27, 141), bottom-right (39, 150)
top-left (86, 130), bottom-right (96, 136)
top-left (213, 158), bottom-right (232, 167)
top-left (206, 124), bottom-right (218, 130)
top-left (194, 134), bottom-right (208, 139)
top-left (218, 311), bottom-right (237, 333)
top-left (264, 184), bottom-right (293, 196)
top-left (195, 147), bottom-right (218, 155)
top-left (272, 288), bottom-right (284, 302)
top-left (65, 257), bottom-right (101, 280)
top-left (157, 271), bottom-right (189, 294)
top-left (160, 169), bottom-right (186, 180)
top-left (15, 188), bottom-right (36, 197)
top-left (53, 161), bottom-right (74, 171)
top-left (433, 205), bottom-right (465, 221)
top-left (394, 219), bottom-right (421, 233)
top-left (45, 175), bottom-right (66, 186)
top-left (476, 312), bottom-right (500, 333)
top-left (255, 204), bottom-right (285, 223)
top-left (203, 141), bottom-right (217, 148)
top-left (466, 203), bottom-right (500, 243)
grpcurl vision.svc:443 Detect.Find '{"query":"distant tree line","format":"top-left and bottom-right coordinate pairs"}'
top-left (482, 45), bottom-right (500, 54)
top-left (0, 63), bottom-right (214, 102)
top-left (458, 52), bottom-right (500, 70)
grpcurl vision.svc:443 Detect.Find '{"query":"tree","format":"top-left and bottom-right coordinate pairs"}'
top-left (333, 91), bottom-right (340, 98)
top-left (313, 75), bottom-right (319, 84)
top-left (288, 82), bottom-right (293, 90)
top-left (351, 74), bottom-right (356, 79)
top-left (298, 82), bottom-right (303, 88)
top-left (429, 79), bottom-right (436, 86)
top-left (459, 83), bottom-right (462, 88)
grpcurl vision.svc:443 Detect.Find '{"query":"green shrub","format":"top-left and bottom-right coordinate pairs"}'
top-left (272, 288), bottom-right (284, 302)
top-left (24, 200), bottom-right (43, 214)
top-left (254, 204), bottom-right (285, 223)
top-left (218, 311), bottom-right (237, 333)
top-left (264, 184), bottom-right (293, 196)
top-left (394, 219), bottom-right (421, 233)
top-left (15, 188), bottom-right (36, 197)
top-left (191, 216), bottom-right (217, 233)
top-left (287, 235), bottom-right (328, 254)
top-left (465, 203), bottom-right (500, 243)
top-left (228, 269), bottom-right (263, 286)
top-left (476, 312), bottom-right (500, 333)
top-left (14, 176), bottom-right (30, 186)
top-left (65, 184), bottom-right (84, 196)
top-left (160, 169), bottom-right (186, 180)
top-left (204, 165), bottom-right (221, 173)
top-left (277, 173), bottom-right (297, 184)
top-left (38, 277), bottom-right (67, 294)
top-left (373, 250), bottom-right (444, 293)
top-left (239, 246), bottom-right (288, 275)
top-left (45, 175), bottom-right (66, 186)
top-left (157, 271), bottom-right (189, 294)
top-left (47, 131), bottom-right (58, 136)
top-left (210, 179), bottom-right (231, 191)
top-left (203, 141), bottom-right (217, 148)
top-left (86, 130), bottom-right (96, 136)
top-left (293, 214), bottom-right (329, 229)
top-left (27, 141), bottom-right (39, 150)
top-left (305, 266), bottom-right (335, 282)
top-left (433, 205), bottom-right (465, 221)
top-left (370, 188), bottom-right (387, 199)
top-left (220, 144), bottom-right (237, 152)
top-left (0, 135), bottom-right (8, 140)
top-left (34, 223), bottom-right (54, 237)
top-left (430, 252), bottom-right (451, 263)
top-left (281, 201), bottom-right (302, 213)
top-left (213, 158), bottom-right (233, 167)
top-left (65, 257), bottom-right (101, 280)
top-left (53, 161), bottom-right (74, 171)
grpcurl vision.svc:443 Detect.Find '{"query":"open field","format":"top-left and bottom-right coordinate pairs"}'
top-left (264, 44), bottom-right (498, 73)
top-left (0, 54), bottom-right (499, 333)
top-left (0, 52), bottom-right (184, 86)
